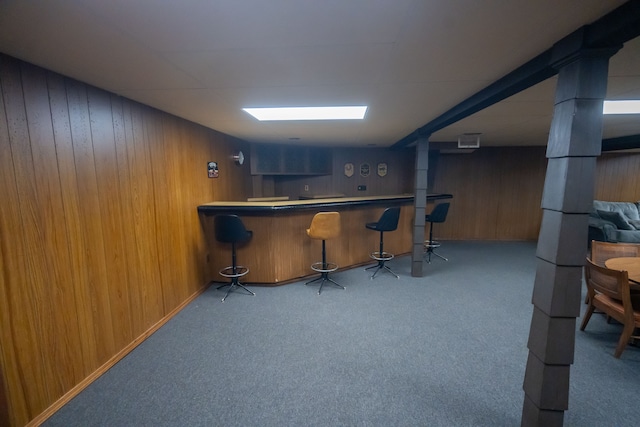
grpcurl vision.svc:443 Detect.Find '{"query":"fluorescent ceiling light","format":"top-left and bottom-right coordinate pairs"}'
top-left (603, 100), bottom-right (640, 114)
top-left (243, 106), bottom-right (367, 121)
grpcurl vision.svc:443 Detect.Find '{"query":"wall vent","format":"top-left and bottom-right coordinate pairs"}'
top-left (458, 133), bottom-right (481, 149)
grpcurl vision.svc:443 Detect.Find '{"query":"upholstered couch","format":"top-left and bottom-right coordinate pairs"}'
top-left (588, 200), bottom-right (640, 243)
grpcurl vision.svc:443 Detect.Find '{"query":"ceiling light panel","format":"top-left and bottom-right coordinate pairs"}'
top-left (603, 100), bottom-right (640, 114)
top-left (243, 106), bottom-right (367, 121)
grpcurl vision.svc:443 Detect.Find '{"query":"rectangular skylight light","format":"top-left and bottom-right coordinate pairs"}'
top-left (243, 106), bottom-right (367, 121)
top-left (603, 100), bottom-right (640, 114)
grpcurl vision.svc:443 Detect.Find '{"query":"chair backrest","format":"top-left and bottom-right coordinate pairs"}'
top-left (590, 240), bottom-right (640, 266)
top-left (214, 214), bottom-right (252, 244)
top-left (307, 212), bottom-right (341, 240)
top-left (584, 258), bottom-right (630, 304)
top-left (375, 207), bottom-right (401, 232)
top-left (427, 202), bottom-right (450, 223)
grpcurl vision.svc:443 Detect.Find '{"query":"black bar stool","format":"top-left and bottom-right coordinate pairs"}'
top-left (305, 212), bottom-right (344, 295)
top-left (365, 207), bottom-right (401, 279)
top-left (214, 214), bottom-right (255, 302)
top-left (424, 202), bottom-right (450, 263)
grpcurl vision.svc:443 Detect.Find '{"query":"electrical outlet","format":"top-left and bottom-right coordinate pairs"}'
top-left (357, 185), bottom-right (366, 191)
top-left (304, 184), bottom-right (309, 191)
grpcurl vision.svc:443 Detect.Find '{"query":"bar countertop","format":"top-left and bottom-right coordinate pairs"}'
top-left (197, 193), bottom-right (452, 215)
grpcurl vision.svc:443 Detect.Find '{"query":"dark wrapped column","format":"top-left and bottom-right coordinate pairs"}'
top-left (521, 43), bottom-right (619, 426)
top-left (412, 136), bottom-right (429, 276)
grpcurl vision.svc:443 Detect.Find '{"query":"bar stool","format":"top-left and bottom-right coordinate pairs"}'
top-left (424, 202), bottom-right (450, 263)
top-left (365, 207), bottom-right (401, 279)
top-left (214, 214), bottom-right (255, 302)
top-left (305, 212), bottom-right (344, 295)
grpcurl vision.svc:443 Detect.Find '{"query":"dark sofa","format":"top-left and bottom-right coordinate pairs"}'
top-left (588, 200), bottom-right (640, 243)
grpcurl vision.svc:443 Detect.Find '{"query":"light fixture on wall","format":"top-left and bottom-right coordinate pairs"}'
top-left (458, 133), bottom-right (481, 149)
top-left (232, 150), bottom-right (245, 166)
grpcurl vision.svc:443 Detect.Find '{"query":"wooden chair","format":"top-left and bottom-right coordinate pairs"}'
top-left (580, 258), bottom-right (640, 358)
top-left (590, 240), bottom-right (640, 266)
top-left (586, 240), bottom-right (640, 304)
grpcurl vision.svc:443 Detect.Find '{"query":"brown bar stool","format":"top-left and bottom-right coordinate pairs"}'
top-left (214, 214), bottom-right (255, 302)
top-left (424, 202), bottom-right (450, 263)
top-left (305, 212), bottom-right (344, 295)
top-left (365, 207), bottom-right (401, 279)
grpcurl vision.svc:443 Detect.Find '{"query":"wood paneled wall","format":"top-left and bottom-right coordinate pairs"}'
top-left (594, 151), bottom-right (640, 202)
top-left (274, 147), bottom-right (415, 198)
top-left (430, 147), bottom-right (640, 241)
top-left (2, 51), bottom-right (639, 426)
top-left (431, 146), bottom-right (548, 240)
top-left (0, 54), bottom-right (252, 426)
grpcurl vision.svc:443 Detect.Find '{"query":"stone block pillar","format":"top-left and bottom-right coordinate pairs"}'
top-left (411, 137), bottom-right (429, 277)
top-left (521, 45), bottom-right (618, 426)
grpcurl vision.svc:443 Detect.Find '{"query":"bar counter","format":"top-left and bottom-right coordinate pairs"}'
top-left (198, 193), bottom-right (452, 285)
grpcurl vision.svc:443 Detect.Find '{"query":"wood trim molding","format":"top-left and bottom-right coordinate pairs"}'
top-left (25, 286), bottom-right (210, 427)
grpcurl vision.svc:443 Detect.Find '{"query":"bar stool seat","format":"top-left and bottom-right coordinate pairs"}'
top-left (365, 207), bottom-right (401, 279)
top-left (214, 214), bottom-right (255, 302)
top-left (424, 202), bottom-right (450, 263)
top-left (305, 212), bottom-right (344, 295)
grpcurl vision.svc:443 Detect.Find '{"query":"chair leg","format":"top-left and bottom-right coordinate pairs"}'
top-left (217, 243), bottom-right (255, 302)
top-left (366, 231), bottom-right (399, 279)
top-left (305, 271), bottom-right (344, 295)
top-left (614, 323), bottom-right (636, 358)
top-left (365, 261), bottom-right (399, 279)
top-left (306, 240), bottom-right (344, 294)
top-left (580, 303), bottom-right (595, 331)
top-left (424, 222), bottom-right (448, 263)
top-left (218, 277), bottom-right (255, 302)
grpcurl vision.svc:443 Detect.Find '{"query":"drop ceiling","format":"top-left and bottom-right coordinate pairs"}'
top-left (1, 0), bottom-right (638, 148)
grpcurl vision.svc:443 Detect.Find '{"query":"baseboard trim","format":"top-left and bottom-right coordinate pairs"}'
top-left (26, 284), bottom-right (210, 427)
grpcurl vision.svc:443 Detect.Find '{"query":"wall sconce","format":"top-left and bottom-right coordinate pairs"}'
top-left (232, 150), bottom-right (245, 166)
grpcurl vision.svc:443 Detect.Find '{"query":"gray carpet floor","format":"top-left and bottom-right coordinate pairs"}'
top-left (44, 241), bottom-right (640, 426)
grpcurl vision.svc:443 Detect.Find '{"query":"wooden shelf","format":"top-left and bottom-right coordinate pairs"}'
top-left (251, 143), bottom-right (332, 175)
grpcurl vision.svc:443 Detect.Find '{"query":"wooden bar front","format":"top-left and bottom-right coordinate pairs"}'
top-left (198, 194), bottom-right (451, 285)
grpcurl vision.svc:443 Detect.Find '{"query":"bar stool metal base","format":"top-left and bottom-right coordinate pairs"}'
top-left (366, 251), bottom-right (399, 279)
top-left (218, 266), bottom-right (254, 302)
top-left (306, 262), bottom-right (344, 295)
top-left (424, 240), bottom-right (448, 263)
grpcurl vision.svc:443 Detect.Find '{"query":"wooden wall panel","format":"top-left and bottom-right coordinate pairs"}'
top-left (47, 71), bottom-right (95, 379)
top-left (0, 54), bottom-right (253, 426)
top-left (594, 152), bottom-right (640, 202)
top-left (0, 56), bottom-right (33, 425)
top-left (2, 50), bottom-right (638, 426)
top-left (431, 147), bottom-right (547, 241)
top-left (430, 146), bottom-right (639, 241)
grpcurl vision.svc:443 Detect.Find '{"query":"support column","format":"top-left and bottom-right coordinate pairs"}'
top-left (521, 44), bottom-right (619, 426)
top-left (411, 136), bottom-right (429, 277)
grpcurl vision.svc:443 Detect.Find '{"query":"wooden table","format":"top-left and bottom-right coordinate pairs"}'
top-left (605, 257), bottom-right (640, 286)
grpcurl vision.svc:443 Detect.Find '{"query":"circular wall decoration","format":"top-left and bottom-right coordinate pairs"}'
top-left (377, 162), bottom-right (388, 177)
top-left (344, 162), bottom-right (354, 177)
top-left (360, 163), bottom-right (370, 177)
